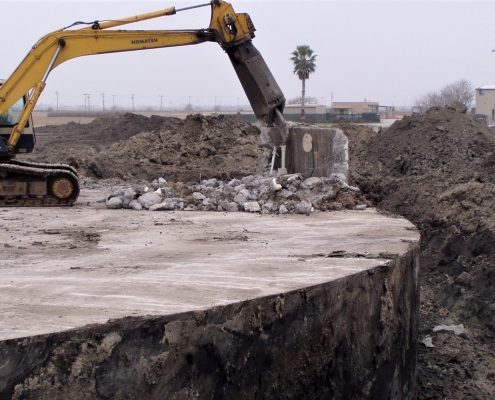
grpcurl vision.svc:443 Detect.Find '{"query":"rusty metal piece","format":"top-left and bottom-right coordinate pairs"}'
top-left (51, 177), bottom-right (73, 199)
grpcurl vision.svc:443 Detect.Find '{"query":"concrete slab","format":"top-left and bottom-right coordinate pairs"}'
top-left (0, 188), bottom-right (419, 341)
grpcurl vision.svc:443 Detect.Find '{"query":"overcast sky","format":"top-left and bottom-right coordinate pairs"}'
top-left (2, 1), bottom-right (495, 110)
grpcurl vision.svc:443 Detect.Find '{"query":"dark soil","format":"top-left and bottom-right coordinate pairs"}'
top-left (340, 105), bottom-right (495, 399)
top-left (32, 113), bottom-right (261, 182)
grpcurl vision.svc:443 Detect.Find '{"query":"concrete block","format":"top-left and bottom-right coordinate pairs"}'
top-left (0, 204), bottom-right (420, 400)
top-left (288, 127), bottom-right (348, 181)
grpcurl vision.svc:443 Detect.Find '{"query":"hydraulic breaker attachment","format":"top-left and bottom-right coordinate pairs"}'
top-left (226, 40), bottom-right (286, 129)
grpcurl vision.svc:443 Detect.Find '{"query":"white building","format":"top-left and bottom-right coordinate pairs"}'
top-left (475, 85), bottom-right (495, 124)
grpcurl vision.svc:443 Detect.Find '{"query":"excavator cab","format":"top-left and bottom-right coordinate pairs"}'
top-left (0, 80), bottom-right (35, 156)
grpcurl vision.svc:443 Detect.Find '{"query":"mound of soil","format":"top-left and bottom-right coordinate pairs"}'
top-left (32, 113), bottom-right (261, 182)
top-left (340, 106), bottom-right (495, 399)
top-left (36, 113), bottom-right (180, 145)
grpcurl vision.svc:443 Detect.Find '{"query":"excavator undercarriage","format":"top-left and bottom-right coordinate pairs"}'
top-left (0, 160), bottom-right (79, 206)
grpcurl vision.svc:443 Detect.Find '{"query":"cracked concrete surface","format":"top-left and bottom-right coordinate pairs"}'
top-left (0, 186), bottom-right (419, 399)
top-left (0, 188), bottom-right (417, 341)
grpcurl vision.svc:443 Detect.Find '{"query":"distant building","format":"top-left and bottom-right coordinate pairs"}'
top-left (475, 85), bottom-right (495, 124)
top-left (330, 101), bottom-right (395, 120)
top-left (283, 104), bottom-right (326, 123)
top-left (331, 101), bottom-right (379, 115)
top-left (284, 104), bottom-right (326, 115)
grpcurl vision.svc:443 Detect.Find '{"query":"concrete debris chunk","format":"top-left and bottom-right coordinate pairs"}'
top-left (278, 189), bottom-right (294, 199)
top-left (123, 188), bottom-right (136, 208)
top-left (203, 197), bottom-right (217, 205)
top-left (329, 173), bottom-right (347, 183)
top-left (137, 192), bottom-right (162, 210)
top-left (203, 203), bottom-right (216, 211)
top-left (303, 177), bottom-right (321, 188)
top-left (192, 192), bottom-right (206, 201)
top-left (106, 197), bottom-right (123, 209)
top-left (241, 175), bottom-right (257, 185)
top-left (111, 188), bottom-right (125, 197)
top-left (203, 178), bottom-right (219, 188)
top-left (149, 202), bottom-right (166, 211)
top-left (218, 200), bottom-right (230, 211)
top-left (128, 200), bottom-right (143, 210)
top-left (295, 200), bottom-right (313, 214)
top-left (233, 194), bottom-right (248, 205)
top-left (234, 184), bottom-right (246, 193)
top-left (239, 189), bottom-right (251, 199)
top-left (107, 173), bottom-right (365, 214)
top-left (223, 185), bottom-right (235, 194)
top-left (262, 202), bottom-right (274, 211)
top-left (150, 201), bottom-right (177, 211)
top-left (432, 324), bottom-right (464, 335)
top-left (420, 336), bottom-right (435, 348)
top-left (244, 201), bottom-right (261, 212)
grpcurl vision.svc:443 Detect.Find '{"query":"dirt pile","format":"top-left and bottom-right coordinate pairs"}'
top-left (341, 106), bottom-right (495, 398)
top-left (33, 113), bottom-right (261, 182)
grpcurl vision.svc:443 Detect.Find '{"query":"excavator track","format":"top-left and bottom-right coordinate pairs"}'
top-left (0, 160), bottom-right (80, 206)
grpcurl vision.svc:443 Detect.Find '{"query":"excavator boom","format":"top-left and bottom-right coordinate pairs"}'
top-left (0, 0), bottom-right (286, 206)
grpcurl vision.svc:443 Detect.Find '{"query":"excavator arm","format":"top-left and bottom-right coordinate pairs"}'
top-left (0, 0), bottom-right (286, 158)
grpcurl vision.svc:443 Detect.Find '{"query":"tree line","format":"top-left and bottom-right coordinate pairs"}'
top-left (414, 79), bottom-right (474, 113)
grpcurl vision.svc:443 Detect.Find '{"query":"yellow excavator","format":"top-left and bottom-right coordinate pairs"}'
top-left (0, 0), bottom-right (287, 206)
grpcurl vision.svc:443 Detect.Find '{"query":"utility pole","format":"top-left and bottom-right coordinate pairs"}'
top-left (492, 49), bottom-right (495, 123)
top-left (83, 93), bottom-right (88, 111)
top-left (87, 94), bottom-right (91, 111)
top-left (112, 95), bottom-right (115, 109)
top-left (214, 96), bottom-right (217, 111)
top-left (102, 92), bottom-right (105, 111)
top-left (55, 91), bottom-right (59, 111)
top-left (131, 94), bottom-right (135, 111)
top-left (492, 49), bottom-right (495, 83)
top-left (159, 95), bottom-right (164, 111)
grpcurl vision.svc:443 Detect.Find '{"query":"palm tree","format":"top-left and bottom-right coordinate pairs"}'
top-left (291, 45), bottom-right (317, 121)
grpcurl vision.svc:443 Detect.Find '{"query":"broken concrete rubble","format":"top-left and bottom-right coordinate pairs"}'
top-left (106, 174), bottom-right (370, 214)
